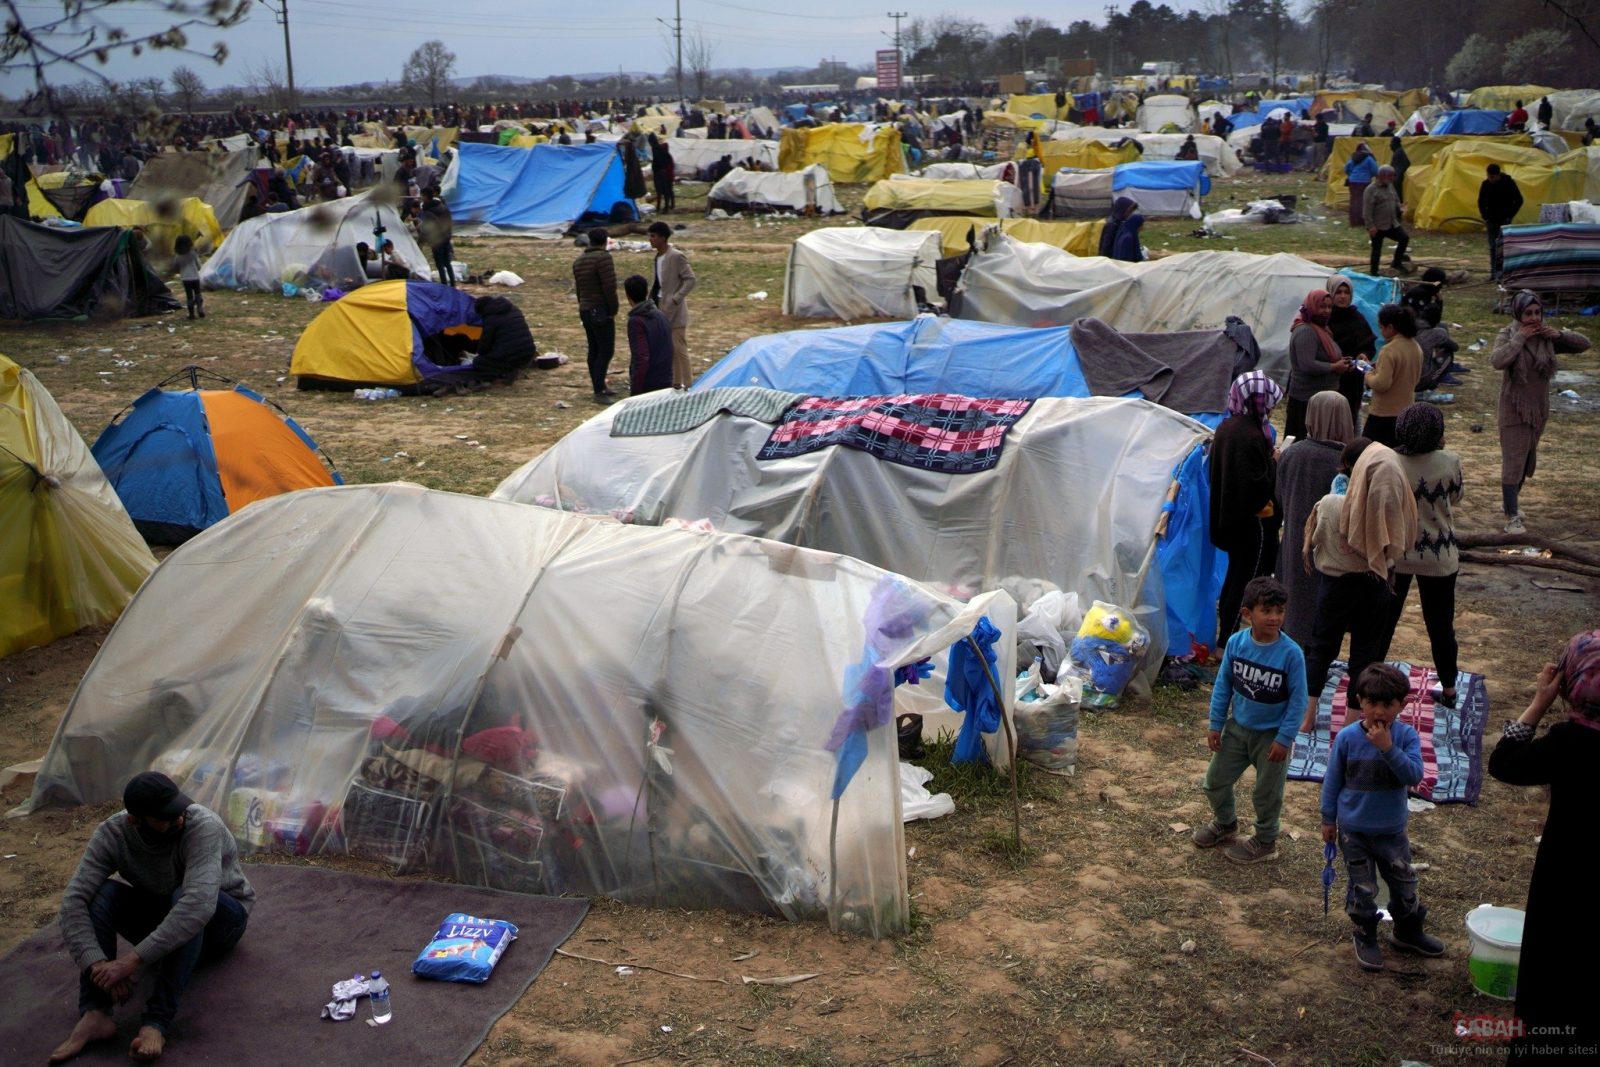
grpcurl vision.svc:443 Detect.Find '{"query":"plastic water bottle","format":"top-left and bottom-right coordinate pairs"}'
top-left (381, 388), bottom-right (400, 400)
top-left (368, 970), bottom-right (391, 1024)
top-left (353, 388), bottom-right (372, 400)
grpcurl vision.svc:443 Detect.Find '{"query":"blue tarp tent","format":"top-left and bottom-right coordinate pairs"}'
top-left (447, 142), bottom-right (636, 236)
top-left (1226, 97), bottom-right (1313, 130)
top-left (1430, 110), bottom-right (1509, 136)
top-left (1113, 160), bottom-right (1212, 196)
top-left (695, 315), bottom-right (1224, 655)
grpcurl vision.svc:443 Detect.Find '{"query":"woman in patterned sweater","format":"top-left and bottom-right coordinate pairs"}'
top-left (1377, 403), bottom-right (1463, 707)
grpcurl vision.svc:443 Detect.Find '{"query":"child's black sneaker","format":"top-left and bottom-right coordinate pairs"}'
top-left (1392, 908), bottom-right (1447, 957)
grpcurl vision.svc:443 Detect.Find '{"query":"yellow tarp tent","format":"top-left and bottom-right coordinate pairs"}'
top-left (863, 179), bottom-right (1010, 217)
top-left (779, 124), bottom-right (905, 184)
top-left (82, 197), bottom-right (224, 256)
top-left (907, 216), bottom-right (1104, 256)
top-left (1322, 134), bottom-right (1536, 207)
top-left (1, 353), bottom-right (156, 658)
top-left (1466, 85), bottom-right (1554, 111)
top-left (1006, 93), bottom-right (1068, 121)
top-left (1032, 139), bottom-right (1140, 181)
top-left (632, 113), bottom-right (682, 137)
top-left (1407, 143), bottom-right (1586, 232)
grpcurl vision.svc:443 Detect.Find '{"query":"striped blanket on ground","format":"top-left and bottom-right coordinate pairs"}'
top-left (1501, 223), bottom-right (1600, 293)
top-left (755, 394), bottom-right (1034, 474)
top-left (1288, 660), bottom-right (1491, 804)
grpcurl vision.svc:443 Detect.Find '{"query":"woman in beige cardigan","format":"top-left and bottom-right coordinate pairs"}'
top-left (1491, 291), bottom-right (1590, 533)
top-left (1360, 304), bottom-right (1421, 448)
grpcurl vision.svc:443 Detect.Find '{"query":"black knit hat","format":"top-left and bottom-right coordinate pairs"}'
top-left (123, 772), bottom-right (192, 820)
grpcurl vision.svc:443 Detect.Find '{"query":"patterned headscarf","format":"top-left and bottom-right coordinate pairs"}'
top-left (1293, 289), bottom-right (1341, 362)
top-left (1394, 402), bottom-right (1445, 455)
top-left (1558, 630), bottom-right (1600, 721)
top-left (1227, 370), bottom-right (1282, 437)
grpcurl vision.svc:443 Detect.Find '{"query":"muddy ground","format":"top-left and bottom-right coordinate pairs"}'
top-left (2, 170), bottom-right (1596, 1066)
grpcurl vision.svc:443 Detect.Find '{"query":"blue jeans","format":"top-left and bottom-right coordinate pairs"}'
top-left (78, 882), bottom-right (249, 1034)
top-left (1339, 828), bottom-right (1420, 927)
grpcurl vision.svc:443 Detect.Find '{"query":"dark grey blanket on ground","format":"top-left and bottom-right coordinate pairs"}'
top-left (1069, 316), bottom-right (1256, 413)
top-left (0, 863), bottom-right (588, 1067)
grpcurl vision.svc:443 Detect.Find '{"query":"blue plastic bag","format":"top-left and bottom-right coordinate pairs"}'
top-left (412, 913), bottom-right (518, 983)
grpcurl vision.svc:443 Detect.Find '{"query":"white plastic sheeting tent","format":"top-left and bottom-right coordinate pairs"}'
top-left (1136, 94), bottom-right (1197, 132)
top-left (784, 227), bottom-right (941, 319)
top-left (493, 394), bottom-right (1207, 674)
top-left (199, 194), bottom-right (426, 292)
top-left (708, 165), bottom-right (843, 215)
top-left (666, 137), bottom-right (779, 179)
top-left (1548, 90), bottom-right (1600, 131)
top-left (1048, 129), bottom-right (1242, 177)
top-left (1049, 169), bottom-right (1116, 217)
top-left (954, 234), bottom-right (1342, 374)
top-left (22, 483), bottom-right (1016, 937)
top-left (919, 162), bottom-right (1013, 180)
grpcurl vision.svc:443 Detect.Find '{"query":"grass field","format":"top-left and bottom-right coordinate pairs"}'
top-left (1, 167), bottom-right (1595, 1066)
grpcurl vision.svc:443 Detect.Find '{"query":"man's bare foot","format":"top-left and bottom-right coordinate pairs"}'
top-left (47, 1010), bottom-right (117, 1063)
top-left (128, 1025), bottom-right (165, 1062)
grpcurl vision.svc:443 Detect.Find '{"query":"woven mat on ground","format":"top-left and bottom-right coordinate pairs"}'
top-left (1288, 659), bottom-right (1491, 804)
top-left (0, 862), bottom-right (588, 1067)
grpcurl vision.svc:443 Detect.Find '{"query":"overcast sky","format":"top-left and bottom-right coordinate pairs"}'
top-left (2, 0), bottom-right (1123, 96)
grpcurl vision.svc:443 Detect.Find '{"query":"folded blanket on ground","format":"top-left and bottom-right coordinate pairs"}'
top-left (756, 393), bottom-right (1033, 473)
top-left (611, 386), bottom-right (802, 437)
top-left (1288, 659), bottom-right (1490, 804)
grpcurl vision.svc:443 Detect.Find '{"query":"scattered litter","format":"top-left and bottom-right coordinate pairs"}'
top-left (553, 400), bottom-right (570, 409)
top-left (1407, 797), bottom-right (1436, 813)
top-left (732, 950), bottom-right (759, 962)
top-left (486, 270), bottom-right (524, 287)
top-left (454, 434), bottom-right (469, 440)
top-left (900, 763), bottom-right (954, 822)
top-left (747, 291), bottom-right (768, 301)
top-left (741, 973), bottom-right (821, 987)
top-left (1169, 822), bottom-right (1190, 834)
top-left (534, 351), bottom-right (569, 369)
top-left (1559, 389), bottom-right (1581, 400)
top-left (276, 376), bottom-right (286, 383)
top-left (55, 355), bottom-right (69, 363)
top-left (2, 854), bottom-right (15, 860)
top-left (394, 450), bottom-right (410, 459)
top-left (614, 966), bottom-right (635, 977)
top-left (661, 1025), bottom-right (673, 1033)
top-left (1413, 862), bottom-right (1431, 872)
top-left (1180, 939), bottom-right (1197, 955)
top-left (1532, 579), bottom-right (1584, 592)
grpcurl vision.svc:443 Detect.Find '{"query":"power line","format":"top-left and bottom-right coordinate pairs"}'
top-left (256, 0), bottom-right (296, 107)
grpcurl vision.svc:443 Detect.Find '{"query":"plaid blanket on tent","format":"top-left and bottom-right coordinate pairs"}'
top-left (1288, 660), bottom-right (1491, 804)
top-left (756, 394), bottom-right (1033, 474)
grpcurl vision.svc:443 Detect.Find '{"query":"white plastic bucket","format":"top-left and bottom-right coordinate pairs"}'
top-left (1465, 904), bottom-right (1524, 1000)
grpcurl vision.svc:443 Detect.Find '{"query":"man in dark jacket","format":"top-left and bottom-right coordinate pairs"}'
top-left (469, 296), bottom-right (537, 383)
top-left (1537, 95), bottom-right (1554, 129)
top-left (624, 274), bottom-right (674, 396)
top-left (1478, 163), bottom-right (1524, 279)
top-left (571, 229), bottom-right (619, 401)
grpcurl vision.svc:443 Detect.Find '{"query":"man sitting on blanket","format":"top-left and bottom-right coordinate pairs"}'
top-left (50, 772), bottom-right (256, 1063)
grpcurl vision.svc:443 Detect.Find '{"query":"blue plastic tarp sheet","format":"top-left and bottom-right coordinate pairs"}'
top-left (1226, 98), bottom-right (1312, 130)
top-left (403, 281), bottom-right (482, 380)
top-left (1430, 110), bottom-right (1509, 136)
top-left (1113, 160), bottom-right (1211, 196)
top-left (92, 390), bottom-right (227, 532)
top-left (447, 142), bottom-right (634, 232)
top-left (694, 316), bottom-right (1219, 651)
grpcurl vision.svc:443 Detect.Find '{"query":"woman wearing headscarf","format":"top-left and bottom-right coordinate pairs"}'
top-left (1299, 439), bottom-right (1417, 728)
top-left (1208, 370), bottom-right (1283, 651)
top-left (1344, 141), bottom-right (1379, 227)
top-left (1488, 630), bottom-right (1600, 1060)
top-left (1275, 391), bottom-right (1353, 648)
top-left (1376, 403), bottom-right (1463, 707)
top-left (1491, 290), bottom-right (1590, 532)
top-left (1285, 289), bottom-right (1353, 439)
top-left (1361, 304), bottom-right (1422, 447)
top-left (1326, 275), bottom-right (1376, 427)
top-left (1097, 196), bottom-right (1143, 262)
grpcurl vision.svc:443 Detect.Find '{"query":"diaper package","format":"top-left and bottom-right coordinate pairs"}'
top-left (412, 913), bottom-right (519, 984)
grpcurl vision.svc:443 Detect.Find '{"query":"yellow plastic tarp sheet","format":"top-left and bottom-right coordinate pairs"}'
top-left (863, 178), bottom-right (1002, 215)
top-left (908, 216), bottom-right (1104, 256)
top-left (1407, 142), bottom-right (1587, 233)
top-left (1, 354), bottom-right (155, 658)
top-left (289, 279), bottom-right (419, 385)
top-left (633, 114), bottom-right (681, 137)
top-left (779, 124), bottom-right (905, 184)
top-left (1032, 139), bottom-right (1140, 181)
top-left (1006, 93), bottom-right (1068, 121)
top-left (82, 197), bottom-right (224, 255)
top-left (1466, 85), bottom-right (1554, 111)
top-left (1322, 134), bottom-right (1536, 207)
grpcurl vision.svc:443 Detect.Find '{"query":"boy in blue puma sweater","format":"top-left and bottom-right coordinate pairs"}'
top-left (1195, 576), bottom-right (1307, 865)
top-left (1321, 662), bottom-right (1447, 971)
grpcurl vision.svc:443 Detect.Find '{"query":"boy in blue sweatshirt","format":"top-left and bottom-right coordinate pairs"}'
top-left (1321, 663), bottom-right (1447, 971)
top-left (1195, 577), bottom-right (1308, 864)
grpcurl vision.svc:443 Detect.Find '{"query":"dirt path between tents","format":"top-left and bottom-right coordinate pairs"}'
top-left (3, 172), bottom-right (1596, 1064)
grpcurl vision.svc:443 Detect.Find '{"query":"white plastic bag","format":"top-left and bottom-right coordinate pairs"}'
top-left (899, 763), bottom-right (954, 822)
top-left (486, 270), bottom-right (524, 287)
top-left (1013, 661), bottom-right (1081, 775)
top-left (1016, 590), bottom-right (1081, 679)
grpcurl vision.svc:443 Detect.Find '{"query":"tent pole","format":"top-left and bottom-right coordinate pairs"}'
top-left (966, 634), bottom-right (1020, 853)
top-left (827, 797), bottom-right (841, 932)
top-left (1129, 469), bottom-right (1186, 607)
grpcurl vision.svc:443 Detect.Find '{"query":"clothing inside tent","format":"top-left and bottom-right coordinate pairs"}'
top-left (23, 483), bottom-right (1016, 938)
top-left (290, 280), bottom-right (482, 390)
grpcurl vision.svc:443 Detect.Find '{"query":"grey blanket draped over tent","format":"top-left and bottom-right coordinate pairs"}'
top-left (1068, 316), bottom-right (1259, 413)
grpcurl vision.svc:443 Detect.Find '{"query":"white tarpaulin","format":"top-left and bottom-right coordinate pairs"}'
top-left (493, 395), bottom-right (1207, 671)
top-left (954, 234), bottom-right (1339, 373)
top-left (1049, 169), bottom-right (1115, 216)
top-left (1049, 128), bottom-right (1240, 177)
top-left (666, 137), bottom-right (779, 179)
top-left (708, 165), bottom-right (843, 214)
top-left (1136, 94), bottom-right (1197, 133)
top-left (22, 483), bottom-right (1017, 937)
top-left (199, 193), bottom-right (426, 292)
top-left (784, 227), bottom-right (941, 319)
top-left (920, 161), bottom-right (1013, 180)
top-left (1548, 89), bottom-right (1600, 131)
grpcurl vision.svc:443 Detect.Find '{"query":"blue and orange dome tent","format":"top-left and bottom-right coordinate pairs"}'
top-left (92, 366), bottom-right (342, 544)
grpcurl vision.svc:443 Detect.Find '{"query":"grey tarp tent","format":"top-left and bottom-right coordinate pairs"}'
top-left (0, 215), bottom-right (179, 321)
top-left (127, 148), bottom-right (260, 230)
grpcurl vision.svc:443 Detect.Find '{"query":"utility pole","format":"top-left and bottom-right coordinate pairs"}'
top-left (656, 1), bottom-right (684, 109)
top-left (887, 11), bottom-right (907, 90)
top-left (256, 0), bottom-right (295, 110)
top-left (1103, 4), bottom-right (1117, 84)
